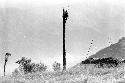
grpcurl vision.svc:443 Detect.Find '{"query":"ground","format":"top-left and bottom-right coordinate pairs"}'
top-left (1, 63), bottom-right (125, 83)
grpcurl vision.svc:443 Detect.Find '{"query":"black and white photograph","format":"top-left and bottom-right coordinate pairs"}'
top-left (0, 0), bottom-right (125, 83)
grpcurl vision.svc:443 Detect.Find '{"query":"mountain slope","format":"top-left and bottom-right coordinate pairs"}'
top-left (89, 37), bottom-right (125, 60)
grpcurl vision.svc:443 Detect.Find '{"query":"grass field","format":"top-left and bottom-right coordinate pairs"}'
top-left (1, 63), bottom-right (125, 83)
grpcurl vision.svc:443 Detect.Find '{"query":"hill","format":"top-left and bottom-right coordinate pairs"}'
top-left (69, 37), bottom-right (125, 75)
top-left (88, 37), bottom-right (125, 60)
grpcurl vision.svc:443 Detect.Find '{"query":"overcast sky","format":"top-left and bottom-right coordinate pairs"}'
top-left (0, 0), bottom-right (125, 75)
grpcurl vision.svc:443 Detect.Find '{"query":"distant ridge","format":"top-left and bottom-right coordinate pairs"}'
top-left (88, 37), bottom-right (125, 60)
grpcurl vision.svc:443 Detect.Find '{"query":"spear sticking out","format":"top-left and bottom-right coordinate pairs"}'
top-left (62, 8), bottom-right (68, 71)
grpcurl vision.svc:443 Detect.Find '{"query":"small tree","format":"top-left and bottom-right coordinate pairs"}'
top-left (16, 57), bottom-right (32, 74)
top-left (53, 61), bottom-right (61, 72)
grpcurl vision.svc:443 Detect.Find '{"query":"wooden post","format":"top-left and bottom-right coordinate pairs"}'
top-left (4, 59), bottom-right (7, 76)
top-left (63, 8), bottom-right (68, 71)
top-left (4, 53), bottom-right (11, 76)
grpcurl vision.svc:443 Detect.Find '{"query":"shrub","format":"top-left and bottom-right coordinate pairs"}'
top-left (53, 61), bottom-right (61, 72)
top-left (32, 62), bottom-right (47, 73)
top-left (16, 57), bottom-right (47, 74)
top-left (16, 57), bottom-right (32, 74)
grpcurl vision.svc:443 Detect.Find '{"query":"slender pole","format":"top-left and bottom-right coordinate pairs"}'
top-left (63, 8), bottom-right (68, 71)
top-left (63, 9), bottom-right (66, 70)
top-left (3, 53), bottom-right (11, 76)
top-left (4, 58), bottom-right (7, 76)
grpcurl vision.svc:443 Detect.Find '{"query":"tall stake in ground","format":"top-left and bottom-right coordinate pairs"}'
top-left (63, 8), bottom-right (68, 71)
top-left (4, 53), bottom-right (11, 76)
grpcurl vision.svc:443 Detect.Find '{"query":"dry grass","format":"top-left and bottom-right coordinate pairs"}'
top-left (1, 63), bottom-right (125, 83)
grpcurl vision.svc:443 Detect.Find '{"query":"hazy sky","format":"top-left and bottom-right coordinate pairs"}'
top-left (0, 0), bottom-right (125, 75)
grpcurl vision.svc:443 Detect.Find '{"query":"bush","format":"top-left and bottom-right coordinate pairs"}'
top-left (16, 57), bottom-right (32, 74)
top-left (31, 62), bottom-right (47, 73)
top-left (53, 61), bottom-right (61, 72)
top-left (16, 57), bottom-right (47, 74)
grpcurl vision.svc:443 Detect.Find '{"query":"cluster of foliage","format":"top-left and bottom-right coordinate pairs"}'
top-left (15, 57), bottom-right (47, 74)
top-left (53, 61), bottom-right (61, 72)
top-left (31, 62), bottom-right (47, 73)
top-left (81, 57), bottom-right (121, 68)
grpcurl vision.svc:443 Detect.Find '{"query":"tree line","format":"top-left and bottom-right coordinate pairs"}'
top-left (81, 57), bottom-right (125, 68)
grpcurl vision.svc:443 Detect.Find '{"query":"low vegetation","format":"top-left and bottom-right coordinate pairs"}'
top-left (81, 57), bottom-right (122, 68)
top-left (15, 57), bottom-right (47, 74)
top-left (1, 57), bottom-right (125, 83)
